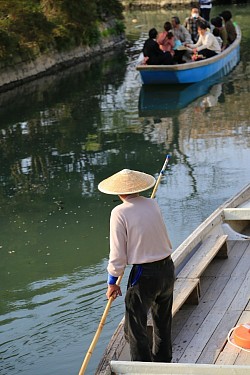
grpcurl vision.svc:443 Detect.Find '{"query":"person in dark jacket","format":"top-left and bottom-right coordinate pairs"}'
top-left (143, 28), bottom-right (173, 65)
top-left (211, 16), bottom-right (228, 50)
top-left (219, 10), bottom-right (237, 44)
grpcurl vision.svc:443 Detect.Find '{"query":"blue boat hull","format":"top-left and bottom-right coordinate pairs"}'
top-left (136, 28), bottom-right (241, 85)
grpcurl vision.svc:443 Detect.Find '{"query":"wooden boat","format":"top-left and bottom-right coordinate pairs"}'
top-left (136, 27), bottom-right (241, 85)
top-left (96, 183), bottom-right (250, 374)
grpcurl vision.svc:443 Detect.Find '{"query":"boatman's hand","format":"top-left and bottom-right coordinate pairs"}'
top-left (106, 284), bottom-right (122, 300)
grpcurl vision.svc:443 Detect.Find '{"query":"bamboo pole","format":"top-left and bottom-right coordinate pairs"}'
top-left (78, 155), bottom-right (170, 375)
top-left (151, 155), bottom-right (170, 199)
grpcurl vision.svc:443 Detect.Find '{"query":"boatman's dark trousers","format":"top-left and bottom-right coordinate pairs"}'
top-left (124, 256), bottom-right (175, 362)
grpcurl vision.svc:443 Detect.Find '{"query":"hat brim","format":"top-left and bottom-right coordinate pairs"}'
top-left (98, 169), bottom-right (156, 195)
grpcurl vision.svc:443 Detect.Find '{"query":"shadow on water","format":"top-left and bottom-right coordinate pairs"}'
top-left (0, 50), bottom-right (127, 127)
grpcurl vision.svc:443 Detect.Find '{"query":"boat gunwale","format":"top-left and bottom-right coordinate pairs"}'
top-left (136, 26), bottom-right (241, 72)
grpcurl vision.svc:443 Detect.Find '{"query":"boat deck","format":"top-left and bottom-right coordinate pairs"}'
top-left (119, 239), bottom-right (250, 366)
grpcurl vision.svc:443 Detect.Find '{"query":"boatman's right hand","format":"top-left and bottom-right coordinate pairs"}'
top-left (106, 284), bottom-right (122, 300)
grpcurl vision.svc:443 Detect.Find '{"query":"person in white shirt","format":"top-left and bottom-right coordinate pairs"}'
top-left (186, 19), bottom-right (221, 59)
top-left (98, 169), bottom-right (175, 363)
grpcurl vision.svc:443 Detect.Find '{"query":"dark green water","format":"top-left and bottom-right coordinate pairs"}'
top-left (0, 5), bottom-right (250, 375)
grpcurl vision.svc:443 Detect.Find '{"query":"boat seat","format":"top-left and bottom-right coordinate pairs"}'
top-left (148, 235), bottom-right (228, 323)
top-left (223, 208), bottom-right (250, 220)
top-left (172, 277), bottom-right (200, 316)
top-left (177, 234), bottom-right (228, 279)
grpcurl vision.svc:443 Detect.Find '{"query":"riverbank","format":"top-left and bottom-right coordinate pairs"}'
top-left (0, 34), bottom-right (125, 94)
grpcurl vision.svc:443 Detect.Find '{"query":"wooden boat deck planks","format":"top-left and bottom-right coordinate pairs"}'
top-left (97, 184), bottom-right (250, 374)
top-left (215, 310), bottom-right (250, 366)
top-left (172, 240), bottom-right (250, 364)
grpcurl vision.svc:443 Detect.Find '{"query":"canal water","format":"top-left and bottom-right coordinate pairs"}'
top-left (0, 4), bottom-right (250, 375)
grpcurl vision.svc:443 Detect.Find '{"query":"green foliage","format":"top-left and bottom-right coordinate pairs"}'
top-left (0, 30), bottom-right (20, 61)
top-left (8, 11), bottom-right (56, 53)
top-left (114, 20), bottom-right (126, 34)
top-left (0, 0), bottom-right (125, 63)
top-left (86, 26), bottom-right (101, 46)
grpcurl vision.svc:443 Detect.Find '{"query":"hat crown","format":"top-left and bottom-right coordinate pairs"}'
top-left (119, 169), bottom-right (132, 175)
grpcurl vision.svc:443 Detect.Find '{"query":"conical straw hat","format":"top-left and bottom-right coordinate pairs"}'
top-left (98, 169), bottom-right (156, 195)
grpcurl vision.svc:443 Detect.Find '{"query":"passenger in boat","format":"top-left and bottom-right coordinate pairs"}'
top-left (184, 8), bottom-right (206, 43)
top-left (219, 10), bottom-right (237, 44)
top-left (212, 27), bottom-right (223, 49)
top-left (186, 20), bottom-right (221, 59)
top-left (199, 0), bottom-right (212, 22)
top-left (157, 21), bottom-right (175, 57)
top-left (171, 16), bottom-right (193, 45)
top-left (98, 169), bottom-right (175, 363)
top-left (171, 16), bottom-right (193, 63)
top-left (142, 28), bottom-right (173, 65)
top-left (211, 16), bottom-right (228, 50)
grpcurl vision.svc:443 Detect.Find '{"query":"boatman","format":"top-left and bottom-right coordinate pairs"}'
top-left (98, 169), bottom-right (175, 363)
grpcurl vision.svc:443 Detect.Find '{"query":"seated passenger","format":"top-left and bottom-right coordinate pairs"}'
top-left (142, 28), bottom-right (173, 65)
top-left (171, 16), bottom-right (193, 45)
top-left (213, 27), bottom-right (223, 48)
top-left (219, 10), bottom-right (237, 44)
top-left (212, 27), bottom-right (223, 49)
top-left (211, 16), bottom-right (228, 50)
top-left (184, 8), bottom-right (206, 43)
top-left (171, 16), bottom-right (193, 63)
top-left (157, 22), bottom-right (175, 57)
top-left (186, 20), bottom-right (221, 59)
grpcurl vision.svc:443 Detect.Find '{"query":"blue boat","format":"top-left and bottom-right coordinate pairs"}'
top-left (136, 27), bottom-right (241, 85)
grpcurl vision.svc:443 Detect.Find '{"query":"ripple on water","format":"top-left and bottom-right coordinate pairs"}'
top-left (0, 264), bottom-right (111, 373)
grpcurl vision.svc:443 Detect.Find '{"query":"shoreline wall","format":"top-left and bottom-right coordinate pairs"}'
top-left (0, 35), bottom-right (125, 93)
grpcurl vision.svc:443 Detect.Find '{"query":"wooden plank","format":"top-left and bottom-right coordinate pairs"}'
top-left (231, 241), bottom-right (250, 277)
top-left (223, 208), bottom-right (250, 220)
top-left (110, 360), bottom-right (250, 374)
top-left (173, 241), bottom-right (248, 362)
top-left (229, 268), bottom-right (250, 311)
top-left (172, 307), bottom-right (195, 341)
top-left (197, 310), bottom-right (241, 364)
top-left (235, 350), bottom-right (250, 366)
top-left (172, 278), bottom-right (200, 316)
top-left (95, 317), bottom-right (126, 375)
top-left (203, 240), bottom-right (248, 278)
top-left (245, 301), bottom-right (250, 311)
top-left (216, 310), bottom-right (250, 365)
top-left (178, 272), bottom-right (246, 363)
top-left (178, 235), bottom-right (228, 279)
top-left (179, 310), bottom-right (226, 363)
top-left (172, 276), bottom-right (230, 363)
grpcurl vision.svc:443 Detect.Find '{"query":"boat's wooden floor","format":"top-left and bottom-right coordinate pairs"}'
top-left (120, 240), bottom-right (250, 366)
